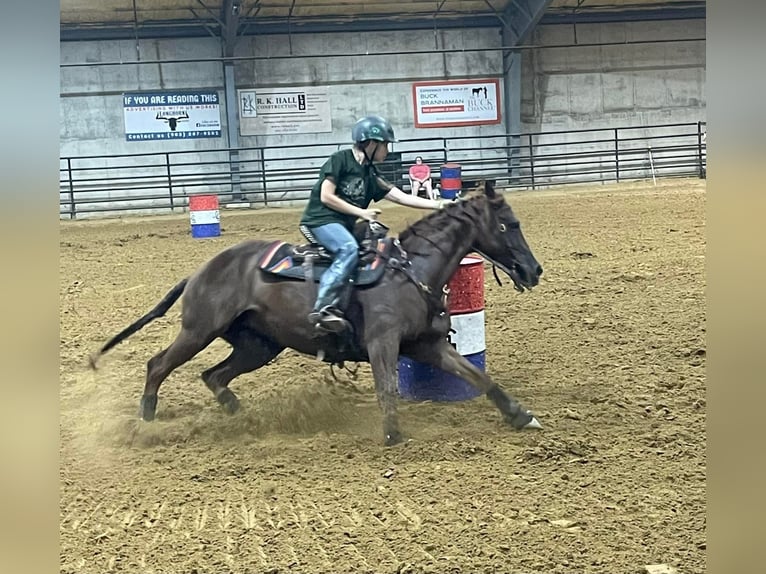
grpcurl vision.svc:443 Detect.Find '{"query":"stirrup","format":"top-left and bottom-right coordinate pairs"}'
top-left (309, 306), bottom-right (350, 334)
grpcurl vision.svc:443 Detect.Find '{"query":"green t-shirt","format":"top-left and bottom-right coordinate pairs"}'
top-left (300, 148), bottom-right (392, 232)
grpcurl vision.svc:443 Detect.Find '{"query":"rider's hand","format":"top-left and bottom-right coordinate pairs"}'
top-left (360, 208), bottom-right (381, 221)
top-left (435, 197), bottom-right (458, 209)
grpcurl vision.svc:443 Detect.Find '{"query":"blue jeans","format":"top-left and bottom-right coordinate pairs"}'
top-left (308, 223), bottom-right (359, 312)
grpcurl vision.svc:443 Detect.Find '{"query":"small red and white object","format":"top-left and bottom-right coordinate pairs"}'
top-left (189, 194), bottom-right (220, 238)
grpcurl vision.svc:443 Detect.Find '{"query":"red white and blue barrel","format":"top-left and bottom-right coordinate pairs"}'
top-left (189, 194), bottom-right (220, 238)
top-left (398, 255), bottom-right (485, 401)
top-left (439, 163), bottom-right (462, 200)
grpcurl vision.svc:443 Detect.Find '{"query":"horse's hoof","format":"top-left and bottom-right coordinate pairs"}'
top-left (508, 409), bottom-right (542, 430)
top-left (384, 431), bottom-right (403, 447)
top-left (217, 388), bottom-right (240, 414)
top-left (524, 415), bottom-right (543, 430)
top-left (139, 395), bottom-right (157, 422)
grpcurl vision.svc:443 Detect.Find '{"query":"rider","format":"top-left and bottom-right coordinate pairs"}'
top-left (299, 114), bottom-right (444, 334)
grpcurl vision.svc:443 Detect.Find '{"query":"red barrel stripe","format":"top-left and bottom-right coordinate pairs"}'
top-left (440, 177), bottom-right (462, 190)
top-left (447, 256), bottom-right (485, 314)
top-left (189, 194), bottom-right (219, 211)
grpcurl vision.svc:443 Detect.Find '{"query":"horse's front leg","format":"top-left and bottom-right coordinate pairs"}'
top-left (366, 330), bottom-right (404, 446)
top-left (408, 340), bottom-right (542, 430)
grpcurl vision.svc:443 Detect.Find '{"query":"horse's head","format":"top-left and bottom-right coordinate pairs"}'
top-left (464, 181), bottom-right (543, 292)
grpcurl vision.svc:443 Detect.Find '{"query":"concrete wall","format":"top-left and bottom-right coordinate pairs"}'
top-left (60, 28), bottom-right (504, 157)
top-left (59, 29), bottom-right (505, 216)
top-left (59, 18), bottom-right (706, 216)
top-left (521, 19), bottom-right (706, 131)
top-left (235, 29), bottom-right (504, 147)
top-left (60, 37), bottom-right (226, 157)
top-left (517, 19), bottom-right (705, 184)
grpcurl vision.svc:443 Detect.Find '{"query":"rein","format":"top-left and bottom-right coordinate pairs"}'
top-left (404, 225), bottom-right (452, 259)
top-left (375, 203), bottom-right (480, 317)
top-left (372, 239), bottom-right (449, 320)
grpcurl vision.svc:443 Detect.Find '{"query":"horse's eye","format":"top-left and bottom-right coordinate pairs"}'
top-left (499, 223), bottom-right (507, 232)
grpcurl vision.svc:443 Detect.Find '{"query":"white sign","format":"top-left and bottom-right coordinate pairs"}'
top-left (412, 79), bottom-right (501, 128)
top-left (238, 87), bottom-right (333, 135)
top-left (122, 91), bottom-right (221, 141)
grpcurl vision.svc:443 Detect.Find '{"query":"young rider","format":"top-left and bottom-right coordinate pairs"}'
top-left (299, 114), bottom-right (443, 333)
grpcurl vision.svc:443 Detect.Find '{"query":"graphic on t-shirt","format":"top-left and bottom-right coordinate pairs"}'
top-left (338, 176), bottom-right (366, 204)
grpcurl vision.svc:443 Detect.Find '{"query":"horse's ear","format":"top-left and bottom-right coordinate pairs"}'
top-left (480, 179), bottom-right (498, 199)
top-left (464, 179), bottom-right (499, 200)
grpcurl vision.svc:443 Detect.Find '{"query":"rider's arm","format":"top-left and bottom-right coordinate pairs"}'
top-left (319, 177), bottom-right (374, 218)
top-left (384, 186), bottom-right (442, 210)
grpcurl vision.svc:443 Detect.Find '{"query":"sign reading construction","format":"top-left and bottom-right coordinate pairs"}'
top-left (122, 90), bottom-right (222, 141)
top-left (412, 79), bottom-right (501, 128)
top-left (238, 87), bottom-right (332, 135)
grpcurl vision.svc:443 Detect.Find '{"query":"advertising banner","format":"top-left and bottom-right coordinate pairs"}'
top-left (238, 87), bottom-right (332, 135)
top-left (122, 90), bottom-right (222, 141)
top-left (412, 79), bottom-right (501, 128)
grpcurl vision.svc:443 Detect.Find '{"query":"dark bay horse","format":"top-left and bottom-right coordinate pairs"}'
top-left (90, 181), bottom-right (544, 445)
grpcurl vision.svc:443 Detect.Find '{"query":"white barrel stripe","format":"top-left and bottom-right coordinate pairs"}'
top-left (448, 310), bottom-right (486, 356)
top-left (190, 209), bottom-right (220, 225)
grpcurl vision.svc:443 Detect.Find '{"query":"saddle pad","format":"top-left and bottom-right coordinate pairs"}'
top-left (258, 238), bottom-right (394, 286)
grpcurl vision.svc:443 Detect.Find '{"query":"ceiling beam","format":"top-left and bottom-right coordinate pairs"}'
top-left (237, 1), bottom-right (262, 38)
top-left (59, 6), bottom-right (706, 43)
top-left (131, 0), bottom-right (141, 59)
top-left (221, 0), bottom-right (242, 56)
top-left (503, 0), bottom-right (553, 45)
top-left (195, 0), bottom-right (224, 26)
top-left (188, 8), bottom-right (221, 39)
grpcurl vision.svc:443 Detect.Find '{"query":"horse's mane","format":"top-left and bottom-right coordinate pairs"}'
top-left (398, 187), bottom-right (488, 249)
top-left (398, 201), bottom-right (458, 244)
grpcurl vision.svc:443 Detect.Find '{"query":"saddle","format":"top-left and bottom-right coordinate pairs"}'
top-left (257, 220), bottom-right (398, 286)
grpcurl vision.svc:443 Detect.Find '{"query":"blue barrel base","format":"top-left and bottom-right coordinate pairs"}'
top-left (439, 188), bottom-right (459, 200)
top-left (191, 223), bottom-right (221, 238)
top-left (397, 352), bottom-right (485, 402)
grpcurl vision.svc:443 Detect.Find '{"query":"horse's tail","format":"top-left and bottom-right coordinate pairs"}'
top-left (88, 277), bottom-right (189, 370)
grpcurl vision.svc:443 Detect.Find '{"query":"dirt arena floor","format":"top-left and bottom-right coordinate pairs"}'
top-left (60, 179), bottom-right (706, 574)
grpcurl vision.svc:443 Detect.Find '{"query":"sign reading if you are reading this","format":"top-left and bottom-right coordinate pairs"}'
top-left (122, 90), bottom-right (222, 141)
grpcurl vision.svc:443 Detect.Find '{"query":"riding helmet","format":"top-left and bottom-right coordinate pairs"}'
top-left (352, 115), bottom-right (398, 143)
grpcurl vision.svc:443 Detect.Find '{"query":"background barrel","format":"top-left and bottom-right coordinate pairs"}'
top-left (189, 194), bottom-right (220, 238)
top-left (398, 255), bottom-right (485, 401)
top-left (439, 163), bottom-right (462, 200)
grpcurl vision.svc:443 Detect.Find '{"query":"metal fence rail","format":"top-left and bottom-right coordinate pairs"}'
top-left (60, 121), bottom-right (706, 219)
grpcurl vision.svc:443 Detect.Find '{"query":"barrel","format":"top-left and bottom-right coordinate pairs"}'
top-left (189, 194), bottom-right (220, 238)
top-left (398, 255), bottom-right (485, 401)
top-left (439, 163), bottom-right (462, 200)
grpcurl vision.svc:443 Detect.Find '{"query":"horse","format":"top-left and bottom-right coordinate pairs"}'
top-left (89, 181), bottom-right (544, 446)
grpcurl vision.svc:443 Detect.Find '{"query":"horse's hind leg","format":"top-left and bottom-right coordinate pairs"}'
top-left (139, 328), bottom-right (215, 421)
top-left (201, 328), bottom-right (284, 414)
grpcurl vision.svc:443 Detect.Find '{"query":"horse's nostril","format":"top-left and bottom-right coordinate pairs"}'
top-left (536, 265), bottom-right (543, 276)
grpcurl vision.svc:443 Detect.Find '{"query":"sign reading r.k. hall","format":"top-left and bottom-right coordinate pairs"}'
top-left (238, 87), bottom-right (332, 136)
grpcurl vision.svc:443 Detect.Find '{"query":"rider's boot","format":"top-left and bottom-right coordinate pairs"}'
top-left (308, 264), bottom-right (356, 335)
top-left (308, 305), bottom-right (351, 334)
